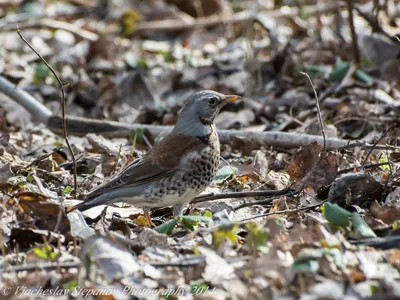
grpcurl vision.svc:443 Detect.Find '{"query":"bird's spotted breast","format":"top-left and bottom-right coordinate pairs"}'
top-left (140, 126), bottom-right (220, 207)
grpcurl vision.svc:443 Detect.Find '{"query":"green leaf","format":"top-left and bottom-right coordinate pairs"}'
top-left (322, 203), bottom-right (352, 226)
top-left (212, 222), bottom-right (239, 248)
top-left (329, 60), bottom-right (350, 82)
top-left (130, 128), bottom-right (145, 145)
top-left (26, 175), bottom-right (34, 183)
top-left (33, 245), bottom-right (57, 260)
top-left (154, 218), bottom-right (178, 235)
top-left (240, 156), bottom-right (252, 163)
top-left (245, 222), bottom-right (269, 254)
top-left (120, 9), bottom-right (141, 36)
top-left (63, 280), bottom-right (78, 290)
top-left (181, 218), bottom-right (196, 231)
top-left (351, 213), bottom-right (377, 239)
top-left (203, 211), bottom-right (213, 218)
top-left (393, 220), bottom-right (400, 230)
top-left (355, 69), bottom-right (373, 85)
top-left (214, 166), bottom-right (237, 184)
top-left (181, 215), bottom-right (212, 231)
top-left (8, 175), bottom-right (27, 186)
top-left (378, 154), bottom-right (391, 171)
top-left (292, 260), bottom-right (319, 273)
top-left (52, 140), bottom-right (64, 148)
top-left (63, 186), bottom-right (73, 196)
top-left (306, 65), bottom-right (330, 78)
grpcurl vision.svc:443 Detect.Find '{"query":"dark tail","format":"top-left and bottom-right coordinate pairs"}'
top-left (67, 197), bottom-right (100, 213)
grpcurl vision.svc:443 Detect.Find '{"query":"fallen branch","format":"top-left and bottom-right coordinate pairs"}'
top-left (338, 161), bottom-right (393, 175)
top-left (192, 188), bottom-right (295, 204)
top-left (0, 75), bottom-right (398, 151)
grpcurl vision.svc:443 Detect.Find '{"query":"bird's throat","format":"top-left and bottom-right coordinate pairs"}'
top-left (199, 117), bottom-right (213, 125)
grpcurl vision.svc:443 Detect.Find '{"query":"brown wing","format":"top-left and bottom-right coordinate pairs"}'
top-left (85, 133), bottom-right (208, 200)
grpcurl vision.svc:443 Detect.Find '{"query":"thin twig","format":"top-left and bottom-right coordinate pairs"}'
top-left (48, 204), bottom-right (65, 244)
top-left (191, 188), bottom-right (294, 204)
top-left (361, 124), bottom-right (396, 169)
top-left (301, 72), bottom-right (326, 152)
top-left (23, 147), bottom-right (63, 170)
top-left (337, 141), bottom-right (397, 152)
top-left (239, 200), bottom-right (328, 223)
top-left (233, 190), bottom-right (299, 210)
top-left (346, 0), bottom-right (360, 66)
top-left (338, 161), bottom-right (394, 175)
top-left (382, 150), bottom-right (393, 202)
top-left (17, 27), bottom-right (78, 198)
top-left (354, 5), bottom-right (393, 41)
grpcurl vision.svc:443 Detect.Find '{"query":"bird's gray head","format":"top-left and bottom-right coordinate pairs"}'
top-left (173, 90), bottom-right (241, 136)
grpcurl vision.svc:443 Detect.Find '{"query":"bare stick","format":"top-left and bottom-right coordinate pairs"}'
top-left (361, 124), bottom-right (396, 169)
top-left (347, 0), bottom-right (360, 65)
top-left (191, 188), bottom-right (294, 204)
top-left (338, 161), bottom-right (394, 175)
top-left (48, 204), bottom-right (65, 244)
top-left (239, 200), bottom-right (328, 223)
top-left (301, 72), bottom-right (326, 152)
top-left (17, 27), bottom-right (78, 198)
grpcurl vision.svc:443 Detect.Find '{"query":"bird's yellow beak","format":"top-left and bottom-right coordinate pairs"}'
top-left (223, 95), bottom-right (241, 104)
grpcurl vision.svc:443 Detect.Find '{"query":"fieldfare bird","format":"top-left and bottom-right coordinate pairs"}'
top-left (73, 90), bottom-right (240, 223)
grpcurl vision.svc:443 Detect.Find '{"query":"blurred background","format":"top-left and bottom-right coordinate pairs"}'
top-left (0, 0), bottom-right (400, 139)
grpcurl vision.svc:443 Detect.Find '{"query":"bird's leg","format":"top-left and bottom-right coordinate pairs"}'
top-left (143, 208), bottom-right (153, 226)
top-left (172, 203), bottom-right (185, 217)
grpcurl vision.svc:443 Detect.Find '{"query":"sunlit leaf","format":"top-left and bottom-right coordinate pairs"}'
top-left (212, 222), bottom-right (238, 248)
top-left (8, 175), bottom-right (27, 187)
top-left (322, 202), bottom-right (352, 226)
top-left (351, 213), bottom-right (377, 239)
top-left (154, 218), bottom-right (178, 235)
top-left (120, 9), bottom-right (141, 36)
top-left (245, 222), bottom-right (269, 254)
top-left (135, 215), bottom-right (150, 226)
top-left (63, 186), bottom-right (73, 196)
top-left (203, 211), bottom-right (213, 219)
top-left (214, 166), bottom-right (237, 184)
top-left (181, 215), bottom-right (212, 231)
top-left (33, 245), bottom-right (57, 260)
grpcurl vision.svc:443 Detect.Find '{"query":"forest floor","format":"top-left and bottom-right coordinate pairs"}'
top-left (1, 0), bottom-right (400, 299)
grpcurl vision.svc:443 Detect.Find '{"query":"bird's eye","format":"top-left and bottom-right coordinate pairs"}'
top-left (208, 97), bottom-right (218, 106)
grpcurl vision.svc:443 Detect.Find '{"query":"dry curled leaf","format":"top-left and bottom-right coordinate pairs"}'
top-left (288, 142), bottom-right (339, 189)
